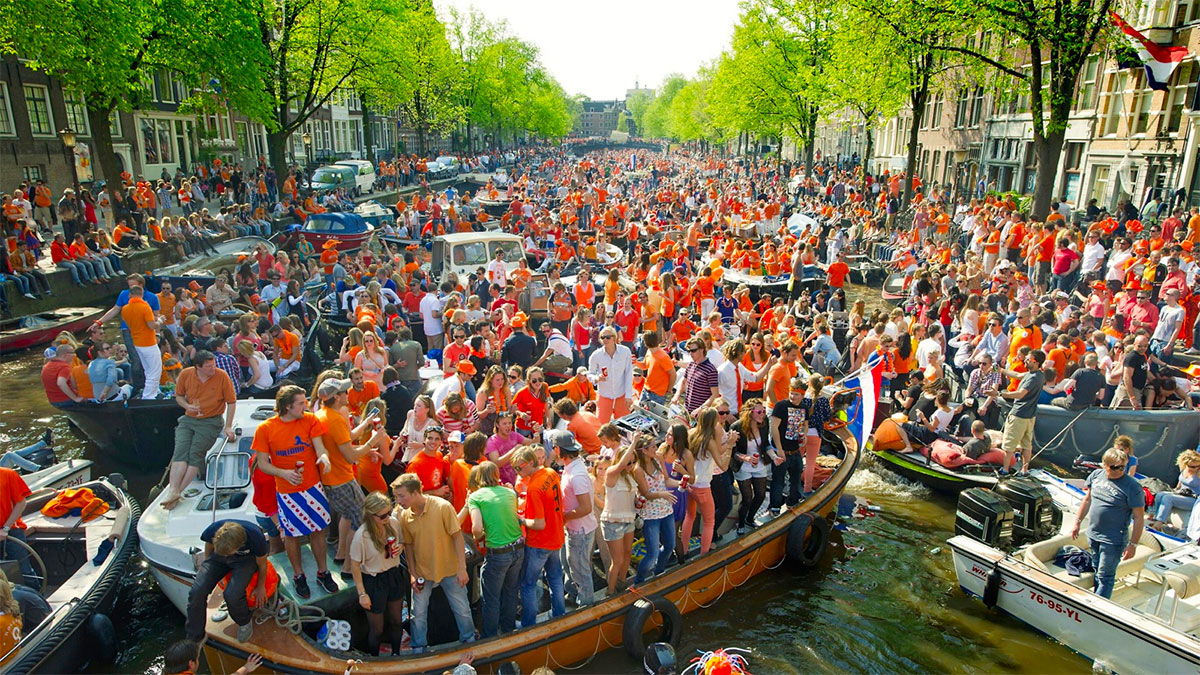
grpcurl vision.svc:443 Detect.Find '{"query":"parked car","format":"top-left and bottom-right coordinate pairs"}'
top-left (435, 156), bottom-right (461, 174)
top-left (426, 160), bottom-right (451, 180)
top-left (308, 165), bottom-right (357, 193)
top-left (333, 159), bottom-right (376, 195)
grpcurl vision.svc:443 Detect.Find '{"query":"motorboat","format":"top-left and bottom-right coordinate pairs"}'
top-left (949, 469), bottom-right (1200, 674)
top-left (302, 212), bottom-right (375, 252)
top-left (868, 420), bottom-right (1007, 494)
top-left (1, 475), bottom-right (140, 673)
top-left (881, 271), bottom-right (908, 305)
top-left (141, 397), bottom-right (862, 673)
top-left (1032, 404), bottom-right (1200, 485)
top-left (353, 200), bottom-right (396, 229)
top-left (151, 236), bottom-right (276, 291)
top-left (0, 307), bottom-right (105, 354)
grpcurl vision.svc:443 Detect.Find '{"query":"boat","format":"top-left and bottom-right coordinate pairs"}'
top-left (143, 411), bottom-right (861, 673)
top-left (2, 475), bottom-right (140, 674)
top-left (1032, 404), bottom-right (1200, 486)
top-left (150, 236), bottom-right (276, 291)
top-left (949, 471), bottom-right (1200, 674)
top-left (0, 307), bottom-right (105, 354)
top-left (302, 212), bottom-right (375, 252)
top-left (353, 200), bottom-right (396, 229)
top-left (881, 271), bottom-right (907, 305)
top-left (476, 195), bottom-right (514, 217)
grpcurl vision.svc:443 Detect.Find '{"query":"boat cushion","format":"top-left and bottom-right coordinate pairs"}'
top-left (1023, 531), bottom-right (1161, 589)
top-left (930, 440), bottom-right (1006, 468)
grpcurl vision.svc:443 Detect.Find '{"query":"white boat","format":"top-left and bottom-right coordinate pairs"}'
top-left (137, 399), bottom-right (276, 613)
top-left (949, 470), bottom-right (1200, 673)
top-left (22, 457), bottom-right (93, 492)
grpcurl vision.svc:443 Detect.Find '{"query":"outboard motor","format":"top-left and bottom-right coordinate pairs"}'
top-left (994, 477), bottom-right (1059, 544)
top-left (955, 488), bottom-right (1014, 550)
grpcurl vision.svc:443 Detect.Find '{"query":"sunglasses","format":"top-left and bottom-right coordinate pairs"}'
top-left (373, 511), bottom-right (391, 520)
top-left (508, 373), bottom-right (520, 378)
top-left (690, 347), bottom-right (703, 353)
top-left (717, 410), bottom-right (730, 415)
top-left (530, 378), bottom-right (544, 383)
top-left (1105, 464), bottom-right (1126, 471)
top-left (601, 335), bottom-right (615, 340)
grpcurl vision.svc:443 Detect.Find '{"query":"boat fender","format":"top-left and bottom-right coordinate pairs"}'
top-left (107, 504), bottom-right (130, 542)
top-left (786, 512), bottom-right (830, 566)
top-left (982, 564), bottom-right (1002, 609)
top-left (621, 594), bottom-right (682, 660)
top-left (86, 612), bottom-right (119, 665)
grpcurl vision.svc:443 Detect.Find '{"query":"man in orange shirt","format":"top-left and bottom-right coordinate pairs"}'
top-left (161, 351), bottom-right (237, 509)
top-left (269, 324), bottom-right (302, 380)
top-left (636, 332), bottom-right (675, 403)
top-left (514, 444), bottom-right (566, 625)
top-left (765, 341), bottom-right (800, 406)
top-left (316, 377), bottom-right (385, 569)
top-left (825, 251), bottom-right (850, 289)
top-left (121, 285), bottom-right (162, 399)
top-left (346, 367), bottom-right (381, 418)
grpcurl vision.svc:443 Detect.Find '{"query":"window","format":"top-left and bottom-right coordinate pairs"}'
top-left (1017, 67), bottom-right (1032, 112)
top-left (141, 118), bottom-right (159, 164)
top-left (1100, 71), bottom-right (1128, 136)
top-left (932, 94), bottom-right (943, 129)
top-left (969, 87), bottom-right (985, 127)
top-left (22, 166), bottom-right (44, 181)
top-left (1133, 85), bottom-right (1155, 134)
top-left (1091, 165), bottom-right (1111, 203)
top-left (1063, 142), bottom-right (1084, 202)
top-left (931, 150), bottom-right (941, 183)
top-left (110, 110), bottom-right (123, 138)
top-left (0, 84), bottom-right (13, 135)
top-left (23, 84), bottom-right (53, 136)
top-left (1166, 61), bottom-right (1198, 133)
top-left (63, 90), bottom-right (89, 135)
top-left (157, 119), bottom-right (173, 163)
top-left (1077, 56), bottom-right (1100, 110)
top-left (955, 89), bottom-right (969, 128)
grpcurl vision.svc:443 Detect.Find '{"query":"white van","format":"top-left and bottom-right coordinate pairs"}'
top-left (334, 159), bottom-right (376, 195)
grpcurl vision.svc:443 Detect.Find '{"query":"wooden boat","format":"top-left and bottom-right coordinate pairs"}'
top-left (151, 236), bottom-right (276, 291)
top-left (2, 475), bottom-right (140, 674)
top-left (881, 271), bottom-right (907, 305)
top-left (192, 425), bottom-right (860, 673)
top-left (302, 212), bottom-right (375, 251)
top-left (1032, 404), bottom-right (1200, 486)
top-left (0, 307), bottom-right (105, 354)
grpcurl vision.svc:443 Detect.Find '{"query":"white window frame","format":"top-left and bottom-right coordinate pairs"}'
top-left (110, 110), bottom-right (123, 138)
top-left (63, 90), bottom-right (90, 136)
top-left (23, 84), bottom-right (54, 137)
top-left (0, 83), bottom-right (14, 136)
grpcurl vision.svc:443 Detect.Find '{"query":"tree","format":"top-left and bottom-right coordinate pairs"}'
top-left (642, 75), bottom-right (687, 139)
top-left (626, 90), bottom-right (655, 137)
top-left (0, 0), bottom-right (271, 219)
top-left (668, 68), bottom-right (717, 145)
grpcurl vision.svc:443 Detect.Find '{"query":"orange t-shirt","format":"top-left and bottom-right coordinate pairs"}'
top-left (826, 261), bottom-right (849, 288)
top-left (71, 363), bottom-right (94, 399)
top-left (604, 279), bottom-right (619, 305)
top-left (523, 467), bottom-right (565, 550)
top-left (175, 366), bottom-right (236, 419)
top-left (121, 298), bottom-right (157, 347)
top-left (449, 458), bottom-right (474, 533)
top-left (641, 348), bottom-right (674, 397)
top-left (275, 330), bottom-right (301, 361)
top-left (356, 433), bottom-right (390, 494)
top-left (408, 450), bottom-right (448, 493)
top-left (316, 406), bottom-right (355, 486)
top-left (574, 281), bottom-right (596, 307)
top-left (1046, 347), bottom-right (1070, 381)
top-left (321, 249), bottom-right (339, 275)
top-left (346, 381), bottom-right (380, 417)
top-left (251, 412), bottom-right (328, 494)
top-left (767, 361), bottom-right (798, 403)
top-left (158, 292), bottom-right (177, 326)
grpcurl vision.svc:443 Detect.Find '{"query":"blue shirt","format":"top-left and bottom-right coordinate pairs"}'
top-left (87, 357), bottom-right (120, 398)
top-left (116, 289), bottom-right (159, 330)
top-left (1084, 469), bottom-right (1144, 546)
top-left (716, 295), bottom-right (737, 321)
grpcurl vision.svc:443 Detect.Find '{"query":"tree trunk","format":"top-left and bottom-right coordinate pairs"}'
top-left (362, 96), bottom-right (375, 165)
top-left (1032, 125), bottom-right (1066, 220)
top-left (904, 87), bottom-right (928, 209)
top-left (864, 125), bottom-right (874, 177)
top-left (268, 130), bottom-right (291, 196)
top-left (85, 100), bottom-right (129, 225)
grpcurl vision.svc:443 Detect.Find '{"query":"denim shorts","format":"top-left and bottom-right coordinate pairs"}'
top-left (255, 514), bottom-right (280, 538)
top-left (601, 519), bottom-right (635, 541)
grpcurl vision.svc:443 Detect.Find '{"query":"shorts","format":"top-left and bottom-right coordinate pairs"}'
top-left (277, 484), bottom-right (332, 537)
top-left (1032, 261), bottom-right (1051, 287)
top-left (172, 415), bottom-right (224, 468)
top-left (325, 480), bottom-right (366, 530)
top-left (361, 565), bottom-right (406, 613)
top-left (601, 519), bottom-right (635, 541)
top-left (255, 514), bottom-right (280, 538)
top-left (1001, 415), bottom-right (1036, 454)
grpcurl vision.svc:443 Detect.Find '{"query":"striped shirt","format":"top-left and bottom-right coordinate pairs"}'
top-left (683, 359), bottom-right (719, 413)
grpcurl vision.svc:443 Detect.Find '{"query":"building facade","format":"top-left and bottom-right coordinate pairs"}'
top-left (573, 99), bottom-right (624, 138)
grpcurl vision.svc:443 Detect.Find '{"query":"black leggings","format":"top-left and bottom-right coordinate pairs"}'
top-left (366, 598), bottom-right (406, 655)
top-left (737, 476), bottom-right (768, 527)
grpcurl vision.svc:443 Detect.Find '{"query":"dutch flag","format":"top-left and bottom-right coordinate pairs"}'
top-left (834, 358), bottom-right (885, 453)
top-left (1110, 11), bottom-right (1191, 91)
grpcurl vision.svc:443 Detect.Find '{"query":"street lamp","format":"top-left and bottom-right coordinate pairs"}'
top-left (302, 131), bottom-right (313, 165)
top-left (59, 127), bottom-right (81, 194)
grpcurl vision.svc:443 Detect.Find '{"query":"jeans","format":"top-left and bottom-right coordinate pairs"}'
top-left (1091, 541), bottom-right (1125, 599)
top-left (186, 552), bottom-right (256, 640)
top-left (641, 391), bottom-right (666, 405)
top-left (711, 472), bottom-right (734, 537)
top-left (1050, 271), bottom-right (1078, 294)
top-left (0, 439), bottom-right (50, 472)
top-left (480, 547), bottom-right (523, 638)
top-left (58, 260), bottom-right (92, 284)
top-left (635, 515), bottom-right (676, 582)
top-left (0, 529), bottom-right (38, 587)
top-left (520, 545), bottom-right (565, 627)
top-left (411, 573), bottom-right (475, 649)
top-left (1153, 492), bottom-right (1196, 522)
top-left (3, 273), bottom-right (30, 296)
top-left (769, 452), bottom-right (803, 510)
top-left (561, 529), bottom-right (594, 605)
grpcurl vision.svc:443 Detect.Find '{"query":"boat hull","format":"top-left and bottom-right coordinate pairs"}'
top-left (949, 535), bottom-right (1200, 674)
top-left (302, 230), bottom-right (372, 252)
top-left (881, 272), bottom-right (906, 305)
top-left (1032, 404), bottom-right (1199, 485)
top-left (62, 399), bottom-right (183, 465)
top-left (199, 426), bottom-right (860, 673)
top-left (0, 307), bottom-right (105, 354)
top-left (869, 448), bottom-right (998, 493)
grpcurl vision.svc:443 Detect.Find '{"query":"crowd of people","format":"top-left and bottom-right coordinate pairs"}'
top-left (27, 140), bottom-right (1200, 657)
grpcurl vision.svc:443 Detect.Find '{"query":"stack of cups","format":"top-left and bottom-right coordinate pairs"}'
top-left (322, 619), bottom-right (352, 651)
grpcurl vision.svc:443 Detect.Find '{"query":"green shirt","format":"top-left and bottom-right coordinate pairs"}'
top-left (466, 485), bottom-right (522, 548)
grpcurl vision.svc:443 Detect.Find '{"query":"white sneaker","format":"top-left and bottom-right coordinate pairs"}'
top-left (237, 622), bottom-right (253, 642)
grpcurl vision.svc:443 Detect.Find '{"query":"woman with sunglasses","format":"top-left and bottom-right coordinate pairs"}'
top-left (1149, 449), bottom-right (1200, 530)
top-left (512, 366), bottom-right (550, 434)
top-left (349, 492), bottom-right (406, 656)
top-left (732, 398), bottom-right (772, 535)
top-left (355, 332), bottom-right (390, 388)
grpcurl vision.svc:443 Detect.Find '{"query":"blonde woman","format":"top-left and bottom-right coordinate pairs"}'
top-left (338, 327), bottom-right (365, 365)
top-left (601, 434), bottom-right (641, 594)
top-left (350, 492), bottom-right (405, 656)
top-left (680, 407), bottom-right (737, 556)
top-left (1150, 449), bottom-right (1200, 527)
top-left (354, 331), bottom-right (389, 387)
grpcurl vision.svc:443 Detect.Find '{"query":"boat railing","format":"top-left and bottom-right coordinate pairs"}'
top-left (0, 597), bottom-right (80, 662)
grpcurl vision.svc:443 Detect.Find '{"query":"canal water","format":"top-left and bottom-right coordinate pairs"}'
top-left (0, 288), bottom-right (1092, 674)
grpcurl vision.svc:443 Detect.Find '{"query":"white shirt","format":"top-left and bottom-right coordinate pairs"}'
top-left (1080, 241), bottom-right (1106, 273)
top-left (1105, 249), bottom-right (1132, 282)
top-left (487, 259), bottom-right (508, 287)
top-left (545, 329), bottom-right (572, 359)
top-left (432, 375), bottom-right (465, 411)
top-left (561, 457), bottom-right (597, 534)
top-left (589, 343), bottom-right (635, 400)
top-left (419, 293), bottom-right (445, 336)
top-left (716, 359), bottom-right (765, 407)
top-left (915, 338), bottom-right (942, 370)
top-left (259, 282), bottom-right (286, 322)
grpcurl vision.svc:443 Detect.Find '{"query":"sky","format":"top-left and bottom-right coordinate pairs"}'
top-left (437, 0), bottom-right (742, 100)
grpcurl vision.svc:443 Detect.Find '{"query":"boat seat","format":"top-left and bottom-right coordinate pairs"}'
top-left (1022, 531), bottom-right (1162, 590)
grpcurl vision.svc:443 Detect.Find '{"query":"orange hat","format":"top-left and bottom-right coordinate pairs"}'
top-left (1181, 240), bottom-right (1194, 252)
top-left (322, 239), bottom-right (341, 249)
top-left (1091, 280), bottom-right (1107, 291)
top-left (1134, 240), bottom-right (1149, 254)
top-left (1126, 278), bottom-right (1141, 291)
top-left (188, 280), bottom-right (202, 292)
top-left (237, 254), bottom-right (247, 262)
top-left (456, 360), bottom-right (477, 376)
top-left (511, 312), bottom-right (529, 328)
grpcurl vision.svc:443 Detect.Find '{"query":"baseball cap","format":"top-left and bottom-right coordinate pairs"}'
top-left (447, 430), bottom-right (466, 443)
top-left (317, 378), bottom-right (352, 400)
top-left (547, 429), bottom-right (582, 455)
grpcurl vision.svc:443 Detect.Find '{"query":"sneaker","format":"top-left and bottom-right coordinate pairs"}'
top-left (341, 570), bottom-right (354, 582)
top-left (293, 574), bottom-right (311, 598)
top-left (736, 525), bottom-right (747, 536)
top-left (316, 569), bottom-right (338, 593)
top-left (23, 293), bottom-right (36, 300)
top-left (768, 508), bottom-right (780, 519)
top-left (236, 622), bottom-right (253, 642)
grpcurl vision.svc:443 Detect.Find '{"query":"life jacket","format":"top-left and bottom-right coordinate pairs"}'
top-left (218, 560), bottom-right (280, 609)
top-left (41, 487), bottom-right (110, 521)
